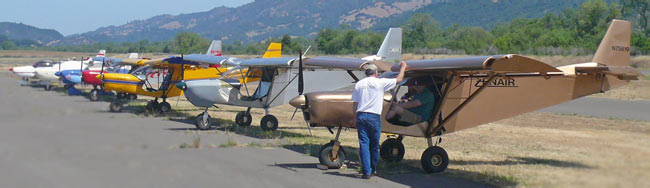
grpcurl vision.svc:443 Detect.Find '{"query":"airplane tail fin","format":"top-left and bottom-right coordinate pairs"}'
top-left (377, 28), bottom-right (402, 61)
top-left (263, 42), bottom-right (282, 58)
top-left (207, 40), bottom-right (222, 56)
top-left (96, 50), bottom-right (106, 57)
top-left (592, 19), bottom-right (631, 66)
top-left (127, 53), bottom-right (139, 59)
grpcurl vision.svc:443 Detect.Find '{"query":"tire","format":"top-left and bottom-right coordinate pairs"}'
top-left (109, 101), bottom-right (123, 112)
top-left (421, 146), bottom-right (449, 173)
top-left (145, 100), bottom-right (160, 114)
top-left (260, 115), bottom-right (278, 131)
top-left (89, 89), bottom-right (100, 101)
top-left (159, 101), bottom-right (171, 113)
top-left (235, 111), bottom-right (252, 127)
top-left (194, 112), bottom-right (212, 130)
top-left (318, 142), bottom-right (346, 169)
top-left (380, 138), bottom-right (405, 162)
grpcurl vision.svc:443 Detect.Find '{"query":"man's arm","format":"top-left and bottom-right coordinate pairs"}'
top-left (396, 61), bottom-right (407, 84)
top-left (397, 99), bottom-right (422, 109)
top-left (353, 102), bottom-right (358, 115)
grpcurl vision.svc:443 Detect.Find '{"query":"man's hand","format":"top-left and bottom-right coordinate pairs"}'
top-left (396, 61), bottom-right (407, 83)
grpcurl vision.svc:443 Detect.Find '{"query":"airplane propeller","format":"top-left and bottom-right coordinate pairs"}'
top-left (290, 49), bottom-right (312, 136)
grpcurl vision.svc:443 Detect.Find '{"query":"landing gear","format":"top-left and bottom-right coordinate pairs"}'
top-left (420, 146), bottom-right (449, 173)
top-left (260, 115), bottom-right (278, 131)
top-left (109, 101), bottom-right (123, 112)
top-left (380, 137), bottom-right (405, 162)
top-left (116, 92), bottom-right (126, 99)
top-left (318, 126), bottom-right (346, 168)
top-left (195, 108), bottom-right (211, 130)
top-left (128, 94), bottom-right (137, 100)
top-left (89, 89), bottom-right (100, 101)
top-left (235, 110), bottom-right (252, 127)
top-left (159, 101), bottom-right (171, 113)
top-left (44, 84), bottom-right (52, 91)
top-left (145, 100), bottom-right (160, 114)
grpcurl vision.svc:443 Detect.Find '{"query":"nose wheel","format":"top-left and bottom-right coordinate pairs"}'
top-left (109, 101), bottom-right (123, 112)
top-left (318, 141), bottom-right (346, 169)
top-left (194, 111), bottom-right (212, 130)
top-left (89, 89), bottom-right (100, 101)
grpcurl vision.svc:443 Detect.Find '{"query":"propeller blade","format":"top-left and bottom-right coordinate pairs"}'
top-left (291, 108), bottom-right (298, 120)
top-left (298, 50), bottom-right (304, 95)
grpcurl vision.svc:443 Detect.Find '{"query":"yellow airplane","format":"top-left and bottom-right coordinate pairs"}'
top-left (99, 43), bottom-right (282, 114)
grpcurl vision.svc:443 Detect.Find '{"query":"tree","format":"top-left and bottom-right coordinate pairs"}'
top-left (172, 32), bottom-right (209, 54)
top-left (402, 13), bottom-right (442, 50)
top-left (1, 41), bottom-right (16, 50)
top-left (621, 0), bottom-right (649, 29)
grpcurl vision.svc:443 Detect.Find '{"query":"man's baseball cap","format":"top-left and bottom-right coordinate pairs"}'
top-left (364, 64), bottom-right (378, 75)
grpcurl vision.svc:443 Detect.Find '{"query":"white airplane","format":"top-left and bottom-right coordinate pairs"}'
top-left (9, 60), bottom-right (56, 81)
top-left (33, 50), bottom-right (106, 90)
top-left (174, 28), bottom-right (402, 131)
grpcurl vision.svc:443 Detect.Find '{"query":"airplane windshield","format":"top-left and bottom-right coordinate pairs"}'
top-left (33, 60), bottom-right (54, 67)
top-left (130, 65), bottom-right (152, 80)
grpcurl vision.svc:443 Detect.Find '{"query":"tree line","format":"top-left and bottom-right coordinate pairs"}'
top-left (5, 0), bottom-right (649, 56)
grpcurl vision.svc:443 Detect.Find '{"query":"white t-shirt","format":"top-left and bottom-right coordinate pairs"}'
top-left (352, 77), bottom-right (397, 115)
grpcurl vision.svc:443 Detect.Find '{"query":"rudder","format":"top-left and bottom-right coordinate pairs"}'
top-left (263, 42), bottom-right (282, 58)
top-left (592, 19), bottom-right (631, 66)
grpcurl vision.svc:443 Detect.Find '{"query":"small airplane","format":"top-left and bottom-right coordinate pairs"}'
top-left (56, 53), bottom-right (140, 96)
top-left (32, 50), bottom-right (106, 90)
top-left (289, 20), bottom-right (642, 173)
top-left (98, 40), bottom-right (266, 114)
top-left (173, 28), bottom-right (402, 131)
top-left (9, 60), bottom-right (56, 81)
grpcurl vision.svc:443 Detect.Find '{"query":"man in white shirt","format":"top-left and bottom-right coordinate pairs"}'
top-left (352, 61), bottom-right (407, 179)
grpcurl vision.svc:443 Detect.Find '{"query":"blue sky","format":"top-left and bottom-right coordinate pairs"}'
top-left (0, 0), bottom-right (253, 36)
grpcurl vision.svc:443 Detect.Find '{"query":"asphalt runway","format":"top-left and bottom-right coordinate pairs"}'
top-left (0, 73), bottom-right (489, 188)
top-left (540, 97), bottom-right (650, 121)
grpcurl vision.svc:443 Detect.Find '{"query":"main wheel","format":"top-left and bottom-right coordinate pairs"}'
top-left (260, 115), bottom-right (278, 131)
top-left (145, 100), bottom-right (160, 114)
top-left (194, 112), bottom-right (212, 130)
top-left (159, 101), bottom-right (171, 113)
top-left (89, 89), bottom-right (100, 101)
top-left (109, 101), bottom-right (123, 112)
top-left (380, 138), bottom-right (405, 162)
top-left (235, 111), bottom-right (252, 127)
top-left (421, 146), bottom-right (449, 173)
top-left (318, 142), bottom-right (346, 169)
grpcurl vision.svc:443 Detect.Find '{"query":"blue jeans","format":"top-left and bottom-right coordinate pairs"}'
top-left (356, 112), bottom-right (381, 175)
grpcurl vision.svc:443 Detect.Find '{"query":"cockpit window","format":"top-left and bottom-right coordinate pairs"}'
top-left (33, 60), bottom-right (54, 68)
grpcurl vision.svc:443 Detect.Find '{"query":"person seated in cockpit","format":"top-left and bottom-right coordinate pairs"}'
top-left (386, 80), bottom-right (435, 125)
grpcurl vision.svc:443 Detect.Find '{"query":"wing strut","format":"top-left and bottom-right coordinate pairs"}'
top-left (425, 73), bottom-right (498, 137)
top-left (346, 70), bottom-right (359, 82)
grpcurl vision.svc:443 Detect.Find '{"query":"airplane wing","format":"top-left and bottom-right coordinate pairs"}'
top-left (177, 54), bottom-right (232, 65)
top-left (238, 57), bottom-right (298, 67)
top-left (304, 57), bottom-right (394, 71)
top-left (391, 54), bottom-right (561, 73)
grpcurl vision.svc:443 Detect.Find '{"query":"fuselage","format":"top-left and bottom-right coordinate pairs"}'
top-left (35, 60), bottom-right (89, 82)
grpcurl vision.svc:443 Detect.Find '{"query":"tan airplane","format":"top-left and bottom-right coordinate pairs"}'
top-left (289, 19), bottom-right (642, 173)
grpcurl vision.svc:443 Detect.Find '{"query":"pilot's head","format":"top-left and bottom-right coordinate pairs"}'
top-left (364, 64), bottom-right (379, 77)
top-left (410, 80), bottom-right (427, 92)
